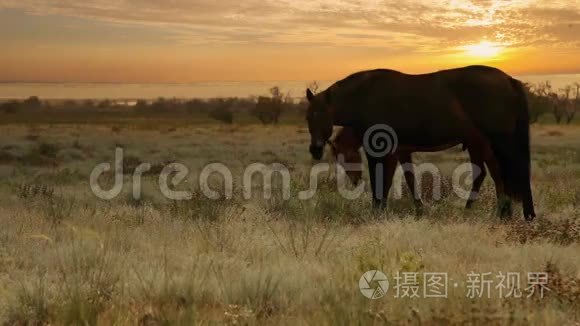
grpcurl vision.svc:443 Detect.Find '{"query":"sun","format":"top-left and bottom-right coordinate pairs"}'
top-left (464, 41), bottom-right (503, 58)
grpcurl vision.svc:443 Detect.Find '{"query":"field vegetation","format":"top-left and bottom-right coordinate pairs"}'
top-left (0, 84), bottom-right (579, 324)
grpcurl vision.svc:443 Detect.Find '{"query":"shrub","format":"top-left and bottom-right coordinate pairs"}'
top-left (0, 148), bottom-right (17, 163)
top-left (208, 99), bottom-right (234, 124)
top-left (23, 96), bottom-right (42, 109)
top-left (184, 99), bottom-right (209, 112)
top-left (37, 142), bottom-right (59, 158)
top-left (168, 192), bottom-right (233, 222)
top-left (252, 97), bottom-right (282, 124)
top-left (1, 101), bottom-right (20, 114)
top-left (251, 87), bottom-right (285, 124)
top-left (21, 142), bottom-right (61, 166)
top-left (97, 99), bottom-right (112, 109)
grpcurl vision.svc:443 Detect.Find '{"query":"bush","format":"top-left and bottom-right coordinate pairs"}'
top-left (251, 87), bottom-right (285, 124)
top-left (1, 97), bottom-right (42, 113)
top-left (209, 107), bottom-right (233, 124)
top-left (97, 99), bottom-right (112, 109)
top-left (528, 93), bottom-right (551, 123)
top-left (184, 99), bottom-right (209, 112)
top-left (37, 142), bottom-right (60, 158)
top-left (1, 101), bottom-right (19, 114)
top-left (208, 99), bottom-right (234, 124)
top-left (23, 96), bottom-right (42, 109)
top-left (252, 96), bottom-right (282, 124)
top-left (135, 99), bottom-right (147, 110)
top-left (522, 83), bottom-right (547, 123)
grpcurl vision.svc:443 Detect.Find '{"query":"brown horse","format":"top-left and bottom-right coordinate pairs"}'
top-left (329, 127), bottom-right (485, 210)
top-left (307, 65), bottom-right (535, 220)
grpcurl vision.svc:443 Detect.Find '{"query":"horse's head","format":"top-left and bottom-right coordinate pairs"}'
top-left (306, 88), bottom-right (334, 160)
top-left (330, 128), bottom-right (363, 185)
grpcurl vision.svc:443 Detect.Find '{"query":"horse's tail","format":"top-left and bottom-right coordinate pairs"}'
top-left (511, 78), bottom-right (535, 219)
top-left (489, 78), bottom-right (535, 219)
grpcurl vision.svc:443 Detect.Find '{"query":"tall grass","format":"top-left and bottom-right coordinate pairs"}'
top-left (0, 123), bottom-right (579, 324)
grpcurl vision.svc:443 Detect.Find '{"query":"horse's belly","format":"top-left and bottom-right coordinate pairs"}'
top-left (359, 93), bottom-right (465, 150)
top-left (383, 111), bottom-right (463, 150)
top-left (398, 131), bottom-right (461, 152)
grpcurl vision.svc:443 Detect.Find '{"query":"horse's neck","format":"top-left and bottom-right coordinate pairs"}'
top-left (327, 86), bottom-right (354, 127)
top-left (331, 104), bottom-right (354, 127)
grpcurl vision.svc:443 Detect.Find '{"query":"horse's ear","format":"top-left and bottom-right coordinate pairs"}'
top-left (306, 89), bottom-right (315, 102)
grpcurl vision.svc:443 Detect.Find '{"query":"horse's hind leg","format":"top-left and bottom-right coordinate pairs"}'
top-left (465, 136), bottom-right (512, 219)
top-left (398, 152), bottom-right (424, 215)
top-left (465, 154), bottom-right (487, 209)
top-left (449, 99), bottom-right (511, 219)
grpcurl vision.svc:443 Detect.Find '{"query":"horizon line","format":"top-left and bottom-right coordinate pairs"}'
top-left (2, 72), bottom-right (580, 85)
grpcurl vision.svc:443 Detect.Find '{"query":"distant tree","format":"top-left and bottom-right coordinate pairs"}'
top-left (135, 100), bottom-right (149, 112)
top-left (150, 98), bottom-right (169, 111)
top-left (550, 93), bottom-right (565, 124)
top-left (83, 99), bottom-right (95, 108)
top-left (562, 85), bottom-right (576, 124)
top-left (22, 96), bottom-right (42, 109)
top-left (234, 97), bottom-right (256, 110)
top-left (524, 82), bottom-right (550, 123)
top-left (98, 99), bottom-right (112, 109)
top-left (269, 87), bottom-right (283, 124)
top-left (149, 97), bottom-right (182, 112)
top-left (251, 87), bottom-right (285, 124)
top-left (552, 85), bottom-right (577, 124)
top-left (573, 82), bottom-right (580, 123)
top-left (307, 81), bottom-right (320, 94)
top-left (253, 97), bottom-right (276, 124)
top-left (63, 100), bottom-right (78, 109)
top-left (184, 99), bottom-right (208, 112)
top-left (283, 92), bottom-right (294, 109)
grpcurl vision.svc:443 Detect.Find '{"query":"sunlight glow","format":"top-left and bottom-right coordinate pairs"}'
top-left (464, 41), bottom-right (503, 58)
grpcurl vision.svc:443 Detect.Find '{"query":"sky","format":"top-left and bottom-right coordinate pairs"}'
top-left (0, 0), bottom-right (579, 82)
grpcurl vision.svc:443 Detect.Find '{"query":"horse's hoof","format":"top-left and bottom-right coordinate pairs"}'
top-left (497, 196), bottom-right (513, 220)
top-left (498, 208), bottom-right (513, 221)
top-left (372, 200), bottom-right (388, 211)
top-left (465, 200), bottom-right (475, 210)
top-left (414, 204), bottom-right (425, 217)
top-left (524, 214), bottom-right (536, 222)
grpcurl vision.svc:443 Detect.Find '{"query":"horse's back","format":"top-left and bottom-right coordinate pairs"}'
top-left (336, 65), bottom-right (516, 99)
top-left (330, 65), bottom-right (522, 146)
top-left (443, 66), bottom-right (520, 133)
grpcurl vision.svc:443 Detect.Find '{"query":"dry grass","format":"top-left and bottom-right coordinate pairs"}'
top-left (0, 122), bottom-right (579, 325)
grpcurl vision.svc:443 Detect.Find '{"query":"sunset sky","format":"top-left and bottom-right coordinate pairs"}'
top-left (0, 0), bottom-right (579, 82)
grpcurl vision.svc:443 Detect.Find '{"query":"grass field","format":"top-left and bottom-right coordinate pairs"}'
top-left (0, 118), bottom-right (579, 325)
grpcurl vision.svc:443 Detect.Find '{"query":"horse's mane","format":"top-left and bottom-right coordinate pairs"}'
top-left (324, 69), bottom-right (402, 107)
top-left (332, 69), bottom-right (400, 89)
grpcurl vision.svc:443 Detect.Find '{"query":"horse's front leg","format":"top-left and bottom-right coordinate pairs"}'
top-left (366, 153), bottom-right (398, 211)
top-left (398, 152), bottom-right (424, 215)
top-left (465, 154), bottom-right (487, 209)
